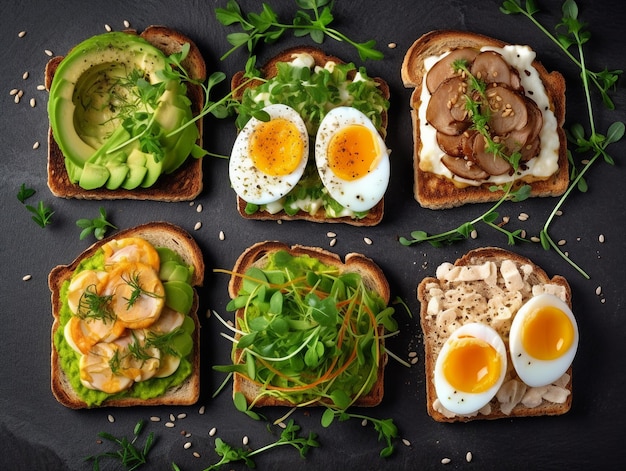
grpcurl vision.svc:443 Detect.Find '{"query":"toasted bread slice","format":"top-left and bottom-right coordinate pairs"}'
top-left (49, 222), bottom-right (204, 408)
top-left (402, 30), bottom-right (568, 209)
top-left (417, 247), bottom-right (574, 422)
top-left (227, 241), bottom-right (391, 407)
top-left (45, 26), bottom-right (206, 201)
top-left (230, 46), bottom-right (390, 226)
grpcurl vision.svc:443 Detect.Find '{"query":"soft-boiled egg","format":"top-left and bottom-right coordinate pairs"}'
top-left (509, 293), bottom-right (578, 387)
top-left (230, 104), bottom-right (309, 204)
top-left (66, 269), bottom-right (108, 314)
top-left (315, 107), bottom-right (390, 212)
top-left (434, 322), bottom-right (507, 415)
top-left (102, 237), bottom-right (161, 272)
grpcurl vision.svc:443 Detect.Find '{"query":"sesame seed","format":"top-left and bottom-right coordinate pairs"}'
top-left (277, 219), bottom-right (283, 224)
top-left (30, 98), bottom-right (36, 108)
top-left (242, 436), bottom-right (249, 446)
top-left (104, 24), bottom-right (112, 32)
top-left (502, 216), bottom-right (510, 224)
top-left (22, 274), bottom-right (32, 281)
top-left (18, 31), bottom-right (27, 38)
top-left (10, 89), bottom-right (18, 96)
top-left (194, 221), bottom-right (202, 230)
top-left (595, 286), bottom-right (602, 296)
top-left (209, 427), bottom-right (217, 436)
top-left (199, 405), bottom-right (205, 415)
top-left (277, 422), bottom-right (287, 429)
top-left (557, 239), bottom-right (566, 246)
top-left (470, 229), bottom-right (478, 239)
top-left (402, 438), bottom-right (411, 447)
top-left (22, 71), bottom-right (29, 80)
top-left (193, 452), bottom-right (201, 458)
top-left (107, 414), bottom-right (115, 423)
top-left (165, 422), bottom-right (175, 428)
top-left (518, 212), bottom-right (529, 221)
top-left (14, 94), bottom-right (20, 104)
top-left (329, 238), bottom-right (337, 247)
top-left (44, 49), bottom-right (53, 56)
top-left (170, 414), bottom-right (176, 421)
top-left (363, 237), bottom-right (373, 245)
top-left (466, 451), bottom-right (473, 463)
top-left (441, 457), bottom-right (451, 464)
top-left (361, 418), bottom-right (368, 426)
top-left (556, 210), bottom-right (563, 216)
top-left (410, 357), bottom-right (419, 365)
top-left (37, 84), bottom-right (46, 91)
top-left (530, 236), bottom-right (541, 243)
top-left (17, 90), bottom-right (24, 98)
top-left (388, 42), bottom-right (397, 49)
top-left (196, 203), bottom-right (203, 213)
top-left (326, 231), bottom-right (336, 238)
top-left (408, 351), bottom-right (418, 358)
top-left (219, 230), bottom-right (225, 241)
top-left (123, 20), bottom-right (131, 28)
top-left (150, 416), bottom-right (161, 422)
top-left (177, 413), bottom-right (187, 419)
top-left (189, 201), bottom-right (194, 206)
top-left (33, 141), bottom-right (40, 150)
top-left (184, 442), bottom-right (192, 449)
top-left (599, 234), bottom-right (605, 243)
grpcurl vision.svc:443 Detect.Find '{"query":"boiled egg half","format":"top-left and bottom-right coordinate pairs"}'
top-left (229, 104), bottom-right (309, 204)
top-left (315, 107), bottom-right (390, 212)
top-left (509, 293), bottom-right (578, 387)
top-left (434, 322), bottom-right (507, 415)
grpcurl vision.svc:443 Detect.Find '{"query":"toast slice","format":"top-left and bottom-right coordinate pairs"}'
top-left (49, 222), bottom-right (204, 408)
top-left (417, 247), bottom-right (574, 422)
top-left (226, 241), bottom-right (391, 407)
top-left (45, 26), bottom-right (206, 201)
top-left (230, 46), bottom-right (390, 226)
top-left (402, 30), bottom-right (568, 209)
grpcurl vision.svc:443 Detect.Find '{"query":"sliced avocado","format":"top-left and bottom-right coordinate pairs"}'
top-left (141, 152), bottom-right (164, 188)
top-left (121, 165), bottom-right (148, 190)
top-left (49, 32), bottom-right (169, 167)
top-left (164, 280), bottom-right (194, 316)
top-left (79, 163), bottom-right (110, 190)
top-left (105, 164), bottom-right (130, 190)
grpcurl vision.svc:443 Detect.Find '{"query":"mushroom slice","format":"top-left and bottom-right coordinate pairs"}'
top-left (437, 130), bottom-right (477, 158)
top-left (441, 154), bottom-right (489, 180)
top-left (426, 76), bottom-right (471, 136)
top-left (471, 51), bottom-right (521, 89)
top-left (426, 48), bottom-right (479, 94)
top-left (503, 97), bottom-right (543, 161)
top-left (471, 133), bottom-right (513, 176)
top-left (486, 85), bottom-right (528, 135)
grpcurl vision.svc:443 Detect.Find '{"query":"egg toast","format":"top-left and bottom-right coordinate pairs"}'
top-left (49, 222), bottom-right (204, 408)
top-left (45, 26), bottom-right (206, 201)
top-left (401, 30), bottom-right (568, 209)
top-left (224, 241), bottom-right (393, 408)
top-left (230, 46), bottom-right (391, 225)
top-left (417, 247), bottom-right (574, 422)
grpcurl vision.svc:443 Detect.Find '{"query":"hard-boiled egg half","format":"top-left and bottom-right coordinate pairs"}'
top-left (230, 104), bottom-right (309, 204)
top-left (315, 107), bottom-right (390, 212)
top-left (509, 293), bottom-right (578, 387)
top-left (434, 323), bottom-right (507, 415)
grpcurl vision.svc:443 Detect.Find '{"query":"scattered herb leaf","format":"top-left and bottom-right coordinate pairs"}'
top-left (85, 420), bottom-right (155, 471)
top-left (76, 207), bottom-right (117, 240)
top-left (25, 200), bottom-right (54, 228)
top-left (17, 183), bottom-right (36, 203)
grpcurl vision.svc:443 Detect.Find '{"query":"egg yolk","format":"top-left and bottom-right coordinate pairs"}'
top-left (249, 118), bottom-right (304, 176)
top-left (327, 124), bottom-right (380, 181)
top-left (443, 336), bottom-right (501, 393)
top-left (521, 305), bottom-right (574, 360)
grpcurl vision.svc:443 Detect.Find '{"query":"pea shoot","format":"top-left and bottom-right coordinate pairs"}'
top-left (76, 207), bottom-right (117, 240)
top-left (216, 0), bottom-right (384, 61)
top-left (401, 0), bottom-right (624, 279)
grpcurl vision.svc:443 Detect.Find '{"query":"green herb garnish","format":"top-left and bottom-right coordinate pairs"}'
top-left (17, 185), bottom-right (54, 228)
top-left (77, 285), bottom-right (115, 322)
top-left (76, 207), bottom-right (117, 241)
top-left (17, 183), bottom-right (36, 203)
top-left (216, 0), bottom-right (383, 61)
top-left (86, 420), bottom-right (155, 471)
top-left (121, 271), bottom-right (163, 309)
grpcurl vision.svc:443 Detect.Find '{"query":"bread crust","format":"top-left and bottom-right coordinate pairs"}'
top-left (49, 222), bottom-right (204, 408)
top-left (45, 26), bottom-right (206, 201)
top-left (402, 30), bottom-right (568, 209)
top-left (228, 241), bottom-right (390, 407)
top-left (230, 46), bottom-right (390, 226)
top-left (417, 247), bottom-right (573, 422)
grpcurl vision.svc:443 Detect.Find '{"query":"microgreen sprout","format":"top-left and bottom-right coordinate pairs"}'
top-left (402, 0), bottom-right (624, 279)
top-left (76, 207), bottom-right (117, 240)
top-left (215, 0), bottom-right (384, 61)
top-left (85, 420), bottom-right (155, 471)
top-left (17, 184), bottom-right (54, 228)
top-left (121, 271), bottom-right (163, 309)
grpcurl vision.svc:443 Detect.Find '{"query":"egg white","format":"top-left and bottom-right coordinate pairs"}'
top-left (509, 293), bottom-right (578, 387)
top-left (229, 104), bottom-right (309, 205)
top-left (315, 107), bottom-right (390, 212)
top-left (434, 322), bottom-right (507, 415)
